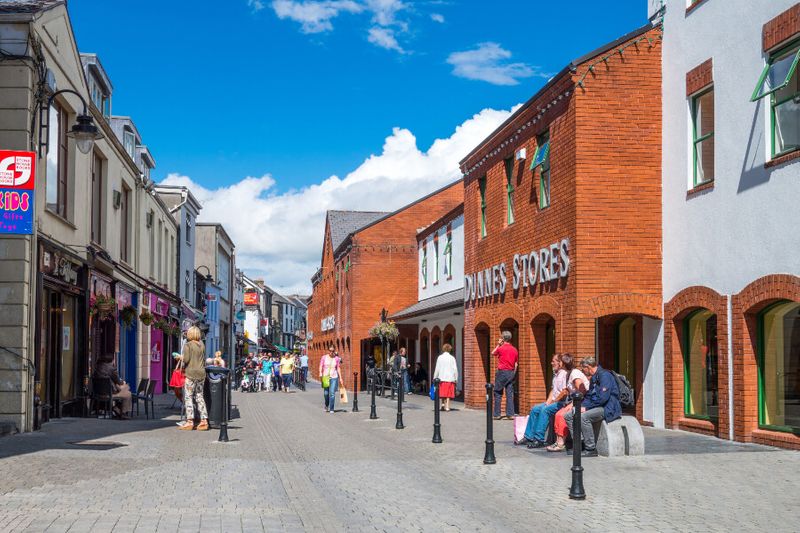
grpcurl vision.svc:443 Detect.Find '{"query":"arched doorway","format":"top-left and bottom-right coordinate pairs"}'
top-left (616, 317), bottom-right (636, 388)
top-left (443, 324), bottom-right (460, 398)
top-left (420, 328), bottom-right (430, 382)
top-left (474, 322), bottom-right (491, 384)
top-left (597, 314), bottom-right (642, 416)
top-left (531, 313), bottom-right (556, 400)
top-left (758, 300), bottom-right (800, 432)
top-left (499, 318), bottom-right (520, 415)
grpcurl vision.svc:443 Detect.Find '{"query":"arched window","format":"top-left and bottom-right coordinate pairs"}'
top-left (759, 301), bottom-right (800, 432)
top-left (683, 309), bottom-right (718, 419)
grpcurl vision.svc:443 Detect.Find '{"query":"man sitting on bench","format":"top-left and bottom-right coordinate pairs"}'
top-left (563, 356), bottom-right (620, 457)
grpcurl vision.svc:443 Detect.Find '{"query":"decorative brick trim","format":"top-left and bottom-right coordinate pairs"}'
top-left (765, 148), bottom-right (800, 169)
top-left (685, 0), bottom-right (710, 16)
top-left (731, 274), bottom-right (800, 446)
top-left (686, 180), bottom-right (714, 198)
top-left (752, 428), bottom-right (800, 450)
top-left (763, 3), bottom-right (800, 51)
top-left (663, 286), bottom-right (729, 438)
top-left (588, 293), bottom-right (663, 320)
top-left (686, 59), bottom-right (713, 96)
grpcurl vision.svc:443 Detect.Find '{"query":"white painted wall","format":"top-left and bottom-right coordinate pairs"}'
top-left (662, 0), bottom-right (800, 302)
top-left (418, 215), bottom-right (464, 299)
top-left (642, 317), bottom-right (665, 427)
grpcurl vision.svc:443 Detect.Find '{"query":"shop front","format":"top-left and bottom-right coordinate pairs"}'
top-left (146, 292), bottom-right (170, 393)
top-left (35, 242), bottom-right (87, 421)
top-left (88, 270), bottom-right (116, 378)
top-left (115, 285), bottom-right (138, 385)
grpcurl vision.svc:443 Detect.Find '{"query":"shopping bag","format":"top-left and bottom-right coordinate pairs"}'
top-left (429, 383), bottom-right (436, 400)
top-left (169, 368), bottom-right (186, 388)
top-left (514, 415), bottom-right (529, 444)
top-left (321, 375), bottom-right (330, 389)
top-left (339, 384), bottom-right (349, 404)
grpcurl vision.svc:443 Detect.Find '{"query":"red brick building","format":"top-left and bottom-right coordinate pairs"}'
top-left (461, 24), bottom-right (663, 421)
top-left (307, 182), bottom-right (463, 388)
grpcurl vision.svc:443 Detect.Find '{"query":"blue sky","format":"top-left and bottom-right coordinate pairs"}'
top-left (69, 0), bottom-right (649, 292)
top-left (70, 0), bottom-right (647, 192)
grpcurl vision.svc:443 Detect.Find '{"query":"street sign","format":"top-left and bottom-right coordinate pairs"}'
top-left (0, 150), bottom-right (35, 235)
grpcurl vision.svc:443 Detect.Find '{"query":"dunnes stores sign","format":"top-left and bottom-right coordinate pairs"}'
top-left (320, 315), bottom-right (335, 332)
top-left (464, 238), bottom-right (570, 303)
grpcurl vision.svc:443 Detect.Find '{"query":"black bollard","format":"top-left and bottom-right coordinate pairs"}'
top-left (569, 392), bottom-right (586, 500)
top-left (369, 370), bottom-right (378, 420)
top-left (352, 372), bottom-right (359, 413)
top-left (390, 370), bottom-right (396, 401)
top-left (432, 378), bottom-right (442, 443)
top-left (396, 368), bottom-right (405, 429)
top-left (484, 383), bottom-right (496, 464)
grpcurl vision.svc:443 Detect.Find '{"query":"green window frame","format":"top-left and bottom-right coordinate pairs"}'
top-left (757, 300), bottom-right (800, 434)
top-left (421, 246), bottom-right (428, 287)
top-left (691, 87), bottom-right (715, 186)
top-left (443, 234), bottom-right (452, 279)
top-left (504, 157), bottom-right (515, 225)
top-left (682, 309), bottom-right (719, 420)
top-left (532, 132), bottom-right (551, 209)
top-left (751, 41), bottom-right (800, 158)
top-left (478, 176), bottom-right (487, 238)
top-left (433, 238), bottom-right (440, 284)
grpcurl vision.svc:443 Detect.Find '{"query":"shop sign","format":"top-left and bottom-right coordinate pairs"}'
top-left (149, 293), bottom-right (169, 316)
top-left (244, 292), bottom-right (259, 306)
top-left (321, 315), bottom-right (335, 331)
top-left (465, 238), bottom-right (570, 303)
top-left (0, 150), bottom-right (35, 235)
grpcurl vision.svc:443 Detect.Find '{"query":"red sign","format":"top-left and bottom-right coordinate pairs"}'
top-left (0, 150), bottom-right (35, 235)
top-left (244, 292), bottom-right (259, 306)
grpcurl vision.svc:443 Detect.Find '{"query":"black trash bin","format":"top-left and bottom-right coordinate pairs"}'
top-left (205, 366), bottom-right (229, 429)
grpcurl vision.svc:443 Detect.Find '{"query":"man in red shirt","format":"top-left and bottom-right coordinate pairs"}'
top-left (492, 330), bottom-right (519, 419)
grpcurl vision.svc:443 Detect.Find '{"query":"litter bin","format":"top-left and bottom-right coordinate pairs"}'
top-left (205, 366), bottom-right (230, 429)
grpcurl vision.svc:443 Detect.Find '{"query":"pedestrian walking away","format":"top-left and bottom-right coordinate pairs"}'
top-left (299, 352), bottom-right (309, 384)
top-left (176, 326), bottom-right (209, 430)
top-left (433, 344), bottom-right (458, 411)
top-left (492, 330), bottom-right (519, 419)
top-left (280, 352), bottom-right (295, 392)
top-left (319, 346), bottom-right (341, 412)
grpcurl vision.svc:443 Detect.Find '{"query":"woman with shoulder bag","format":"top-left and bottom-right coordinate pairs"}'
top-left (319, 346), bottom-right (341, 413)
top-left (175, 326), bottom-right (209, 431)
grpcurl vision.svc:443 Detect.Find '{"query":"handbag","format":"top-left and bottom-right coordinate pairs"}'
top-left (339, 384), bottom-right (348, 404)
top-left (321, 375), bottom-right (330, 389)
top-left (169, 362), bottom-right (186, 388)
top-left (429, 383), bottom-right (436, 400)
top-left (513, 415), bottom-right (529, 444)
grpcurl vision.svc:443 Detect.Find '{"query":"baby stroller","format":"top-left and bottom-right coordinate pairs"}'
top-left (255, 372), bottom-right (265, 391)
top-left (241, 371), bottom-right (258, 392)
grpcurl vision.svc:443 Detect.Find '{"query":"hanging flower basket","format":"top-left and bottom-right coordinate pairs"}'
top-left (369, 320), bottom-right (399, 340)
top-left (139, 309), bottom-right (154, 326)
top-left (120, 305), bottom-right (137, 328)
top-left (90, 294), bottom-right (117, 321)
top-left (154, 318), bottom-right (168, 332)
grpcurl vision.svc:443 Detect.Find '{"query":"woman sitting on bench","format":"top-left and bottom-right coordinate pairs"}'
top-left (93, 353), bottom-right (132, 419)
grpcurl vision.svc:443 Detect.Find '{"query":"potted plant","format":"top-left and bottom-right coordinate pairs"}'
top-left (139, 309), bottom-right (154, 326)
top-left (154, 318), bottom-right (167, 332)
top-left (369, 320), bottom-right (400, 340)
top-left (120, 305), bottom-right (137, 328)
top-left (90, 294), bottom-right (117, 321)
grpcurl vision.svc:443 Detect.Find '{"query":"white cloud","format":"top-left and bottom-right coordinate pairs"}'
top-left (430, 13), bottom-right (445, 23)
top-left (447, 42), bottom-right (546, 86)
top-left (270, 0), bottom-right (363, 33)
top-left (161, 107), bottom-right (515, 294)
top-left (367, 27), bottom-right (404, 52)
top-left (364, 0), bottom-right (407, 27)
top-left (248, 0), bottom-right (265, 11)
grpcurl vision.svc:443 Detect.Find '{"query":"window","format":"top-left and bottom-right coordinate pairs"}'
top-left (683, 310), bottom-right (718, 419)
top-left (758, 301), bottom-right (800, 432)
top-left (421, 244), bottom-right (428, 287)
top-left (148, 216), bottom-right (155, 278)
top-left (752, 42), bottom-right (800, 157)
top-left (46, 103), bottom-right (68, 218)
top-left (157, 220), bottom-right (163, 281)
top-left (185, 215), bottom-right (192, 245)
top-left (691, 88), bottom-right (715, 185)
top-left (443, 232), bottom-right (452, 279)
top-left (532, 132), bottom-right (551, 209)
top-left (478, 176), bottom-right (487, 238)
top-left (433, 238), bottom-right (440, 284)
top-left (123, 128), bottom-right (136, 159)
top-left (91, 152), bottom-right (103, 243)
top-left (185, 270), bottom-right (191, 301)
top-left (120, 185), bottom-right (130, 263)
top-left (504, 157), bottom-right (515, 225)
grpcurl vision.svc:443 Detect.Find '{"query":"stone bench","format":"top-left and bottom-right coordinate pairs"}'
top-left (592, 415), bottom-right (645, 457)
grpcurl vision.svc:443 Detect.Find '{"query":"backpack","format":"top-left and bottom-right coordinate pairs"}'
top-left (610, 370), bottom-right (635, 407)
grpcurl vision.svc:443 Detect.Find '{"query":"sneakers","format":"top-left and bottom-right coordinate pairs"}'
top-left (526, 440), bottom-right (546, 449)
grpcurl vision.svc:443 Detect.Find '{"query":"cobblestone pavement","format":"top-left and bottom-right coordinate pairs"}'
top-left (0, 384), bottom-right (797, 532)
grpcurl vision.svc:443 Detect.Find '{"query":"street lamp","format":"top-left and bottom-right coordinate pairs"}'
top-left (39, 89), bottom-right (101, 157)
top-left (196, 265), bottom-right (214, 283)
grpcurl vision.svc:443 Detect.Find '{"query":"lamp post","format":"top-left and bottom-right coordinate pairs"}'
top-left (39, 89), bottom-right (101, 157)
top-left (352, 372), bottom-right (359, 412)
top-left (395, 368), bottom-right (405, 429)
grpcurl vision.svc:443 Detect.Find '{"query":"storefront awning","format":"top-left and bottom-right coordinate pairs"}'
top-left (389, 288), bottom-right (463, 322)
top-left (273, 344), bottom-right (290, 352)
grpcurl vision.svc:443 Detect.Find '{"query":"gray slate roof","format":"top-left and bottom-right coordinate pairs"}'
top-left (328, 210), bottom-right (388, 252)
top-left (0, 0), bottom-right (62, 13)
top-left (389, 288), bottom-right (464, 321)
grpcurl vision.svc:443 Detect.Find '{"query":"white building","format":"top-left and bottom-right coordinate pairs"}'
top-left (657, 0), bottom-right (800, 449)
top-left (391, 205), bottom-right (465, 393)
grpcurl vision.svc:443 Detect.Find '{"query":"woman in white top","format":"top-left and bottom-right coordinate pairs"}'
top-left (433, 344), bottom-right (458, 411)
top-left (547, 354), bottom-right (590, 452)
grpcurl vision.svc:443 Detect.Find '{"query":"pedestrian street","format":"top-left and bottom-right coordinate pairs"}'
top-left (0, 385), bottom-right (796, 532)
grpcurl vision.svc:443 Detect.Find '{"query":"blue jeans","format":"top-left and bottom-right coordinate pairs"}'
top-left (324, 377), bottom-right (339, 412)
top-left (524, 401), bottom-right (563, 441)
